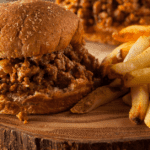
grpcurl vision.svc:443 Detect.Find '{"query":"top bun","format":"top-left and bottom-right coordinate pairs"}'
top-left (0, 0), bottom-right (84, 58)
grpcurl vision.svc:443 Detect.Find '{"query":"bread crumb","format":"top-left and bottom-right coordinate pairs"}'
top-left (24, 120), bottom-right (28, 124)
top-left (16, 111), bottom-right (28, 123)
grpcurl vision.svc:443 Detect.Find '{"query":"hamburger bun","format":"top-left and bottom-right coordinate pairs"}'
top-left (0, 0), bottom-right (83, 58)
top-left (0, 0), bottom-right (102, 122)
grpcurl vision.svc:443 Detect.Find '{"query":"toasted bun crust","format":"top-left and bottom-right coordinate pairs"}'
top-left (0, 1), bottom-right (84, 58)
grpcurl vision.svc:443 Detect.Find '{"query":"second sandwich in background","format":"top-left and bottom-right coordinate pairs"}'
top-left (56, 0), bottom-right (150, 45)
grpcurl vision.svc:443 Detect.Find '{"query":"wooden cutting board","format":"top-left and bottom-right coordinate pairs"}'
top-left (0, 42), bottom-right (150, 150)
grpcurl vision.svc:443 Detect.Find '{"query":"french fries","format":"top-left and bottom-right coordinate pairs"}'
top-left (124, 36), bottom-right (150, 62)
top-left (101, 24), bottom-right (150, 128)
top-left (124, 68), bottom-right (150, 87)
top-left (112, 25), bottom-right (150, 43)
top-left (109, 78), bottom-right (122, 87)
top-left (109, 47), bottom-right (150, 79)
top-left (129, 85), bottom-right (149, 125)
top-left (109, 35), bottom-right (150, 79)
top-left (100, 41), bottom-right (134, 77)
top-left (122, 36), bottom-right (150, 125)
top-left (70, 79), bottom-right (128, 113)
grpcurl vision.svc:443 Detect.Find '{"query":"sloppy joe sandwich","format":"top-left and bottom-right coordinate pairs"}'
top-left (56, 0), bottom-right (150, 45)
top-left (0, 0), bottom-right (102, 122)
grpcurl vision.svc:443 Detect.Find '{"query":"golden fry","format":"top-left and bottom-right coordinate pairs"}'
top-left (99, 41), bottom-right (134, 77)
top-left (124, 68), bottom-right (150, 87)
top-left (109, 78), bottom-right (122, 87)
top-left (129, 84), bottom-right (149, 124)
top-left (109, 47), bottom-right (150, 79)
top-left (124, 36), bottom-right (150, 62)
top-left (70, 80), bottom-right (128, 113)
top-left (112, 25), bottom-right (150, 42)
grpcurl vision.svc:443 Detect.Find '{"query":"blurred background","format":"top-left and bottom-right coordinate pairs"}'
top-left (0, 0), bottom-right (54, 2)
top-left (0, 0), bottom-right (17, 2)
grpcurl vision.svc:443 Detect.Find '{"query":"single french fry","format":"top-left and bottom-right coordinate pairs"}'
top-left (109, 78), bottom-right (122, 87)
top-left (122, 93), bottom-right (131, 106)
top-left (70, 80), bottom-right (129, 113)
top-left (109, 35), bottom-right (150, 79)
top-left (112, 25), bottom-right (150, 42)
top-left (129, 84), bottom-right (149, 124)
top-left (124, 36), bottom-right (150, 62)
top-left (120, 46), bottom-right (131, 60)
top-left (109, 47), bottom-right (150, 79)
top-left (144, 102), bottom-right (150, 128)
top-left (124, 67), bottom-right (150, 87)
top-left (99, 41), bottom-right (134, 77)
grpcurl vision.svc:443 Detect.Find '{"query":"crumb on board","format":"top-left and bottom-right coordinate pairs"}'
top-left (16, 111), bottom-right (28, 124)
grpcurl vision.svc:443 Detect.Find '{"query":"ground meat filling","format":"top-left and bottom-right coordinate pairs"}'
top-left (0, 45), bottom-right (101, 100)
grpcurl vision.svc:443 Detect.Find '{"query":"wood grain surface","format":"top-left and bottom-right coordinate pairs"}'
top-left (0, 42), bottom-right (150, 150)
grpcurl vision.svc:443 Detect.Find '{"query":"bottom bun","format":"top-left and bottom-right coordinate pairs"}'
top-left (0, 79), bottom-right (93, 116)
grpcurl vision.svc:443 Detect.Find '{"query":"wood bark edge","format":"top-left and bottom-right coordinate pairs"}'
top-left (0, 124), bottom-right (150, 150)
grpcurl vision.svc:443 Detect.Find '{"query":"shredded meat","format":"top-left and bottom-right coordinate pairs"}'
top-left (0, 45), bottom-right (101, 100)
